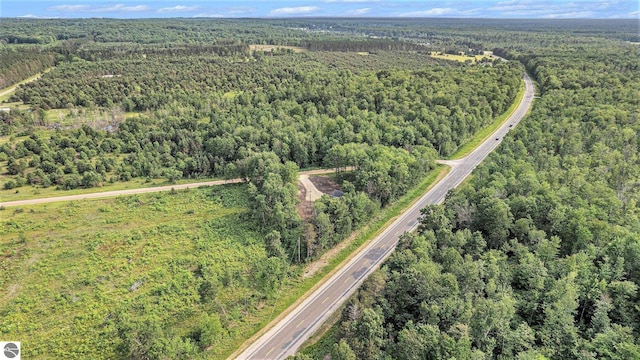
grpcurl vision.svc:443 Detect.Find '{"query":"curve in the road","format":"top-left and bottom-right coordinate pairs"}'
top-left (236, 72), bottom-right (535, 360)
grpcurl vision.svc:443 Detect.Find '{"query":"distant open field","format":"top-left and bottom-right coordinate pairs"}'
top-left (430, 51), bottom-right (493, 63)
top-left (249, 44), bottom-right (305, 53)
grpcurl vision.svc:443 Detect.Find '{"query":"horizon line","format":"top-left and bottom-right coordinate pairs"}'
top-left (4, 16), bottom-right (639, 20)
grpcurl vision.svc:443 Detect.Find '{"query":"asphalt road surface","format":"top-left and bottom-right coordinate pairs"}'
top-left (236, 72), bottom-right (535, 360)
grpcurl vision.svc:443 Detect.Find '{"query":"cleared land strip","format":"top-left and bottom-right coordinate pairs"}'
top-left (299, 175), bottom-right (325, 202)
top-left (0, 68), bottom-right (53, 101)
top-left (236, 72), bottom-right (535, 359)
top-left (0, 168), bottom-right (340, 207)
top-left (0, 179), bottom-right (242, 207)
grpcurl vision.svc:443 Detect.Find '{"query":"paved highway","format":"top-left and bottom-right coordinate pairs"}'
top-left (236, 73), bottom-right (534, 360)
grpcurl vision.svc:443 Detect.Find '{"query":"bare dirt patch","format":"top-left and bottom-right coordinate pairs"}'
top-left (300, 175), bottom-right (324, 202)
top-left (308, 175), bottom-right (342, 195)
top-left (296, 174), bottom-right (342, 221)
top-left (297, 181), bottom-right (314, 221)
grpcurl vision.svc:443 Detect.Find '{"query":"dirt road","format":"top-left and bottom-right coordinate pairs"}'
top-left (0, 68), bottom-right (52, 100)
top-left (299, 175), bottom-right (324, 201)
top-left (0, 169), bottom-right (338, 207)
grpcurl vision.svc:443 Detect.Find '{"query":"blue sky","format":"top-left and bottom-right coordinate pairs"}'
top-left (2, 0), bottom-right (639, 19)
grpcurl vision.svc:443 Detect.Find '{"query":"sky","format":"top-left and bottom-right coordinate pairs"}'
top-left (2, 0), bottom-right (639, 19)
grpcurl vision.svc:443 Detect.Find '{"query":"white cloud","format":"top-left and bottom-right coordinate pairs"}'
top-left (100, 4), bottom-right (150, 12)
top-left (158, 5), bottom-right (199, 13)
top-left (488, 0), bottom-right (632, 18)
top-left (490, 2), bottom-right (561, 16)
top-left (348, 7), bottom-right (371, 15)
top-left (324, 0), bottom-right (379, 3)
top-left (542, 11), bottom-right (595, 18)
top-left (596, 1), bottom-right (614, 9)
top-left (460, 8), bottom-right (484, 15)
top-left (48, 3), bottom-right (150, 13)
top-left (192, 6), bottom-right (253, 17)
top-left (19, 14), bottom-right (59, 18)
top-left (48, 4), bottom-right (91, 11)
top-left (489, 2), bottom-right (543, 12)
top-left (488, 0), bottom-right (587, 14)
top-left (400, 8), bottom-right (455, 17)
top-left (226, 7), bottom-right (254, 15)
top-left (629, 10), bottom-right (640, 16)
top-left (269, 6), bottom-right (320, 16)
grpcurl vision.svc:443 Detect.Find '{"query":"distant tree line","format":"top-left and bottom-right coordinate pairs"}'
top-left (301, 39), bottom-right (424, 52)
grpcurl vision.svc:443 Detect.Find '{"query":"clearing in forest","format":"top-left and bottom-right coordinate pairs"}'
top-left (249, 44), bottom-right (305, 53)
top-left (430, 51), bottom-right (493, 63)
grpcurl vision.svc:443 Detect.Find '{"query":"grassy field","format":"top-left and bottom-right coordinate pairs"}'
top-left (429, 51), bottom-right (493, 63)
top-left (447, 76), bottom-right (526, 160)
top-left (0, 165), bottom-right (223, 203)
top-left (43, 108), bottom-right (143, 127)
top-left (249, 44), bottom-right (305, 53)
top-left (0, 184), bottom-right (274, 359)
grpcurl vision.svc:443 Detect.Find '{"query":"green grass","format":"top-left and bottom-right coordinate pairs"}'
top-left (0, 173), bottom-right (224, 203)
top-left (124, 111), bottom-right (143, 118)
top-left (0, 102), bottom-right (29, 111)
top-left (44, 108), bottom-right (69, 122)
top-left (0, 164), bottom-right (338, 203)
top-left (447, 78), bottom-right (525, 160)
top-left (0, 160), bottom-right (337, 203)
top-left (0, 184), bottom-right (273, 359)
top-left (225, 165), bottom-right (446, 359)
top-left (222, 90), bottom-right (242, 99)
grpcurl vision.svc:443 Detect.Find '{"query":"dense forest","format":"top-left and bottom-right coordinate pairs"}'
top-left (0, 48), bottom-right (57, 89)
top-left (302, 23), bottom-right (640, 360)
